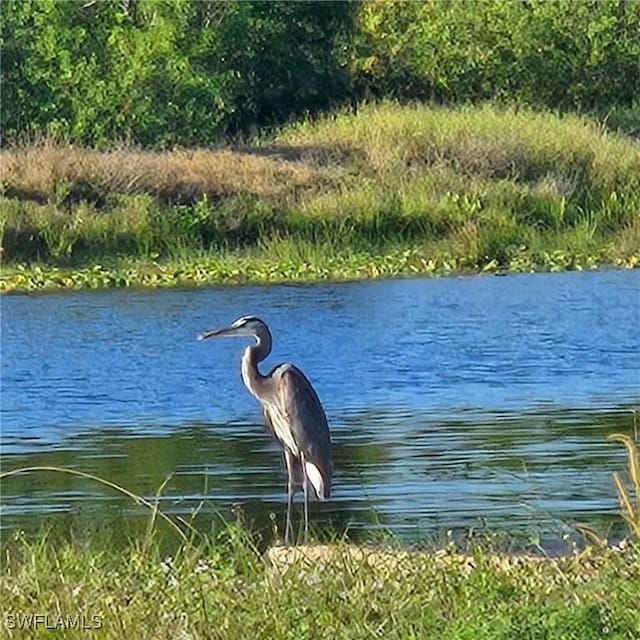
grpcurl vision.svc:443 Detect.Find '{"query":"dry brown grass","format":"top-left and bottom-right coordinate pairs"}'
top-left (608, 432), bottom-right (640, 539)
top-left (0, 142), bottom-right (321, 204)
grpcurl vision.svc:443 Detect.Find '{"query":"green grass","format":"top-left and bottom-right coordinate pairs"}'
top-left (1, 102), bottom-right (639, 292)
top-left (2, 524), bottom-right (639, 639)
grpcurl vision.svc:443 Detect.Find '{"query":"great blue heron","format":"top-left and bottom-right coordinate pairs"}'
top-left (198, 315), bottom-right (332, 543)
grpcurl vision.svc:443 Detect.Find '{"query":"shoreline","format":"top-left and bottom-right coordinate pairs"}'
top-left (2, 249), bottom-right (638, 295)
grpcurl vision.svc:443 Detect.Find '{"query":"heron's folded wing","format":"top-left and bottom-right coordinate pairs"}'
top-left (277, 365), bottom-right (332, 498)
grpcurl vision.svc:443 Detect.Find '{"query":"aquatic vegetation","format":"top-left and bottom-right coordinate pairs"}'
top-left (1, 242), bottom-right (637, 294)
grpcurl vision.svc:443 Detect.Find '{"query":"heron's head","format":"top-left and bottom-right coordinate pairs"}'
top-left (198, 315), bottom-right (269, 342)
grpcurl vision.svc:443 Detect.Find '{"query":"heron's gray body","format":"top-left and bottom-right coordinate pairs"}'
top-left (199, 315), bottom-right (332, 541)
top-left (248, 360), bottom-right (331, 501)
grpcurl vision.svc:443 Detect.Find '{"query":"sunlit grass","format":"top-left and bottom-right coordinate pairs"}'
top-left (2, 526), bottom-right (639, 640)
top-left (1, 102), bottom-right (639, 292)
top-left (280, 102), bottom-right (640, 187)
top-left (0, 143), bottom-right (318, 203)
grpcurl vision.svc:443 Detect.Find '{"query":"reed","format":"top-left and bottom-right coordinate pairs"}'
top-left (608, 432), bottom-right (640, 539)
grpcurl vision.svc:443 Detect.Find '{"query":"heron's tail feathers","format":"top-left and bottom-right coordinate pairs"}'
top-left (305, 460), bottom-right (331, 501)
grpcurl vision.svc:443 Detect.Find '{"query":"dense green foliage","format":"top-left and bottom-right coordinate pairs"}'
top-left (2, 0), bottom-right (639, 147)
top-left (353, 0), bottom-right (640, 111)
top-left (1, 0), bottom-right (354, 146)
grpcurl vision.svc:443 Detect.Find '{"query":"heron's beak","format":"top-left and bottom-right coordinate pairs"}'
top-left (197, 326), bottom-right (236, 341)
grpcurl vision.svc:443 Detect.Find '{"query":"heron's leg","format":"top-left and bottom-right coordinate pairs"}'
top-left (284, 451), bottom-right (296, 544)
top-left (301, 453), bottom-right (309, 542)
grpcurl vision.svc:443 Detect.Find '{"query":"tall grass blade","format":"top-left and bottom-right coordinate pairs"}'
top-left (0, 466), bottom-right (196, 542)
top-left (608, 433), bottom-right (640, 539)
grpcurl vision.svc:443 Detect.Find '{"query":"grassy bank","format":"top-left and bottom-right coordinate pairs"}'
top-left (1, 437), bottom-right (639, 638)
top-left (1, 102), bottom-right (639, 292)
top-left (2, 526), bottom-right (639, 639)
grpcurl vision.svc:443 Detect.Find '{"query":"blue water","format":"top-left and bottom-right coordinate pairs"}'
top-left (1, 269), bottom-right (639, 544)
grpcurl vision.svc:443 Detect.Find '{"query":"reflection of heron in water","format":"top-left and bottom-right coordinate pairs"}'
top-left (198, 316), bottom-right (332, 543)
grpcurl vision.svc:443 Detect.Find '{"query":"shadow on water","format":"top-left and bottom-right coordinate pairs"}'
top-left (1, 405), bottom-right (637, 549)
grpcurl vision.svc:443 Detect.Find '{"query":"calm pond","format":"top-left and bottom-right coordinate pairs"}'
top-left (1, 269), bottom-right (639, 547)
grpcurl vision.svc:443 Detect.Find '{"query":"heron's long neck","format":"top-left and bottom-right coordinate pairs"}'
top-left (241, 333), bottom-right (272, 398)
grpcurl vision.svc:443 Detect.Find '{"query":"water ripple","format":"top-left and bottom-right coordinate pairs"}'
top-left (1, 270), bottom-right (639, 542)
